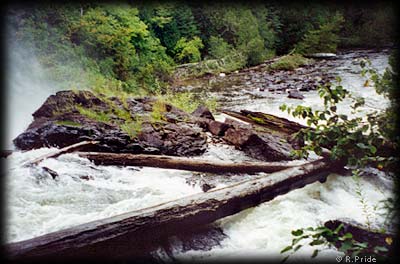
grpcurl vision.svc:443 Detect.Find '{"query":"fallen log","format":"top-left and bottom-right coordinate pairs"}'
top-left (221, 109), bottom-right (309, 135)
top-left (5, 157), bottom-right (342, 260)
top-left (76, 152), bottom-right (298, 174)
top-left (23, 140), bottom-right (99, 167)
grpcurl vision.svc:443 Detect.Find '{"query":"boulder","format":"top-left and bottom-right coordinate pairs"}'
top-left (13, 90), bottom-right (208, 156)
top-left (191, 106), bottom-right (215, 120)
top-left (222, 120), bottom-right (294, 161)
top-left (288, 89), bottom-right (305, 99)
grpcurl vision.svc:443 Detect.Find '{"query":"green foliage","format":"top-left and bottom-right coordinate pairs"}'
top-left (70, 5), bottom-right (173, 92)
top-left (120, 117), bottom-right (143, 139)
top-left (150, 100), bottom-right (167, 123)
top-left (279, 73), bottom-right (394, 168)
top-left (280, 52), bottom-right (398, 261)
top-left (76, 105), bottom-right (110, 123)
top-left (281, 224), bottom-right (389, 262)
top-left (208, 36), bottom-right (234, 60)
top-left (268, 54), bottom-right (311, 71)
top-left (340, 3), bottom-right (396, 48)
top-left (138, 2), bottom-right (200, 55)
top-left (295, 12), bottom-right (344, 54)
top-left (199, 3), bottom-right (274, 66)
top-left (159, 91), bottom-right (218, 114)
top-left (174, 37), bottom-right (204, 63)
top-left (55, 120), bottom-right (82, 127)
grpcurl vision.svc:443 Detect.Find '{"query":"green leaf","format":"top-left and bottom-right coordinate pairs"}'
top-left (342, 233), bottom-right (353, 239)
top-left (281, 255), bottom-right (290, 263)
top-left (333, 224), bottom-right (344, 234)
top-left (353, 242), bottom-right (368, 248)
top-left (339, 240), bottom-right (353, 252)
top-left (294, 245), bottom-right (302, 252)
top-left (311, 249), bottom-right (319, 258)
top-left (309, 239), bottom-right (325, 246)
top-left (369, 145), bottom-right (377, 154)
top-left (280, 245), bottom-right (293, 254)
top-left (374, 246), bottom-right (388, 252)
top-left (291, 229), bottom-right (304, 236)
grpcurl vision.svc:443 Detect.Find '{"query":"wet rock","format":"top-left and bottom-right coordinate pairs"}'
top-left (288, 89), bottom-right (304, 99)
top-left (207, 120), bottom-right (230, 136)
top-left (201, 183), bottom-right (214, 192)
top-left (191, 106), bottom-right (215, 120)
top-left (222, 120), bottom-right (294, 161)
top-left (13, 90), bottom-right (208, 157)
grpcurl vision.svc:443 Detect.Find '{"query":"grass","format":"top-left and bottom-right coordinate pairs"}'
top-left (76, 105), bottom-right (111, 123)
top-left (268, 54), bottom-right (311, 71)
top-left (157, 91), bottom-right (218, 114)
top-left (55, 120), bottom-right (82, 127)
top-left (150, 100), bottom-right (167, 123)
top-left (120, 117), bottom-right (143, 139)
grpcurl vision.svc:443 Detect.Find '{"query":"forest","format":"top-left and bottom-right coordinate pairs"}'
top-left (3, 1), bottom-right (399, 263)
top-left (6, 1), bottom-right (396, 94)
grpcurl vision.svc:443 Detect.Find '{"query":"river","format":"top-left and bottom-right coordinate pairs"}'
top-left (4, 49), bottom-right (394, 261)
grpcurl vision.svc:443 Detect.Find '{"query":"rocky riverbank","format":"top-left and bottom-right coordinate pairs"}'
top-left (13, 90), bottom-right (302, 162)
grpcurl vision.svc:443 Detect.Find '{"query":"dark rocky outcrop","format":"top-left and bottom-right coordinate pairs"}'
top-left (13, 90), bottom-right (207, 156)
top-left (14, 90), bottom-right (306, 161)
top-left (191, 105), bottom-right (215, 120)
top-left (222, 119), bottom-right (294, 161)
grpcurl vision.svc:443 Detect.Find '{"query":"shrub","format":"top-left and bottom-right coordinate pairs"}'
top-left (296, 12), bottom-right (344, 54)
top-left (76, 106), bottom-right (110, 123)
top-left (208, 36), bottom-right (234, 59)
top-left (174, 36), bottom-right (204, 63)
top-left (269, 54), bottom-right (311, 71)
top-left (120, 118), bottom-right (143, 139)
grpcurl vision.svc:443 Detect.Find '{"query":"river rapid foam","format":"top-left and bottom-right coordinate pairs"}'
top-left (4, 49), bottom-right (394, 261)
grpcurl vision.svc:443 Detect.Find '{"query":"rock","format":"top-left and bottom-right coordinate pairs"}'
top-left (208, 120), bottom-right (230, 136)
top-left (324, 218), bottom-right (395, 257)
top-left (154, 225), bottom-right (227, 260)
top-left (191, 106), bottom-right (215, 120)
top-left (222, 120), bottom-right (294, 161)
top-left (298, 86), bottom-right (307, 91)
top-left (201, 183), bottom-right (214, 192)
top-left (288, 89), bottom-right (304, 99)
top-left (13, 90), bottom-right (208, 157)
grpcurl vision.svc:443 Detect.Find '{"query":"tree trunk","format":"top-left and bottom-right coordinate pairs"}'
top-left (5, 158), bottom-right (342, 261)
top-left (221, 109), bottom-right (309, 135)
top-left (76, 152), bottom-right (298, 174)
top-left (23, 141), bottom-right (99, 167)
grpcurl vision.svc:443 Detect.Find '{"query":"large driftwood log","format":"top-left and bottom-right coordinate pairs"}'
top-left (221, 109), bottom-right (309, 135)
top-left (23, 141), bottom-right (99, 167)
top-left (5, 157), bottom-right (341, 260)
top-left (76, 152), bottom-right (298, 174)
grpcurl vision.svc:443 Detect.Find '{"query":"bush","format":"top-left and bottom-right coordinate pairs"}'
top-left (157, 90), bottom-right (218, 114)
top-left (174, 36), bottom-right (204, 63)
top-left (269, 54), bottom-right (311, 71)
top-left (296, 12), bottom-right (344, 54)
top-left (208, 36), bottom-right (234, 59)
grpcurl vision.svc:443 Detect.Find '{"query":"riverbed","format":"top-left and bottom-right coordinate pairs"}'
top-left (4, 49), bottom-right (394, 261)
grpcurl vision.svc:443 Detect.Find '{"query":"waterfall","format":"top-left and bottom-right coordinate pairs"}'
top-left (5, 26), bottom-right (61, 149)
